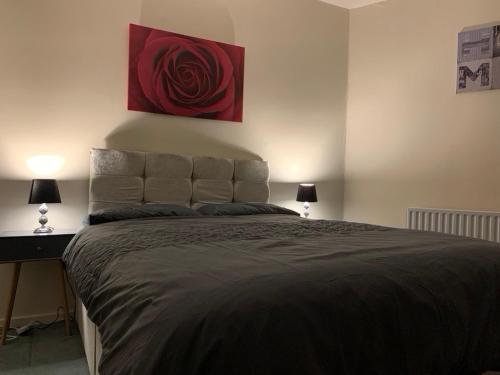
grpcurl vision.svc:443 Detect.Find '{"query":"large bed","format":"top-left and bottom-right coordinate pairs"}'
top-left (63, 148), bottom-right (500, 375)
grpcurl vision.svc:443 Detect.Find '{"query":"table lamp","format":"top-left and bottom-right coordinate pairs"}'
top-left (296, 183), bottom-right (317, 219)
top-left (28, 179), bottom-right (61, 233)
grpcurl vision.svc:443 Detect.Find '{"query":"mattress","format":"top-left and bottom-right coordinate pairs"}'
top-left (63, 213), bottom-right (500, 375)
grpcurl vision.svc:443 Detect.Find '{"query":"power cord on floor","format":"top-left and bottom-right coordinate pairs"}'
top-left (30, 306), bottom-right (64, 331)
top-left (3, 327), bottom-right (18, 343)
top-left (5, 266), bottom-right (78, 342)
top-left (15, 306), bottom-right (65, 336)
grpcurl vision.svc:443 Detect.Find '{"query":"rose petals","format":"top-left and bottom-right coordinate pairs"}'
top-left (128, 24), bottom-right (244, 122)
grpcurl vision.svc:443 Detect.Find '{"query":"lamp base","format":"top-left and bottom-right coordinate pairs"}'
top-left (34, 203), bottom-right (54, 234)
top-left (303, 201), bottom-right (310, 219)
top-left (33, 226), bottom-right (54, 234)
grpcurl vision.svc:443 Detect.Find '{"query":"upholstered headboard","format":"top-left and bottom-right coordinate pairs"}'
top-left (89, 148), bottom-right (270, 213)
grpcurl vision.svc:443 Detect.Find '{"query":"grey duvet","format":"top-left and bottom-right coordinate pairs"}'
top-left (63, 214), bottom-right (500, 375)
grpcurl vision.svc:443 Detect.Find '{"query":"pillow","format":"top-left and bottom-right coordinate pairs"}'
top-left (88, 204), bottom-right (201, 225)
top-left (196, 203), bottom-right (300, 217)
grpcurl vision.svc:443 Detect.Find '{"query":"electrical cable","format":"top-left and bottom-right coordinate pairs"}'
top-left (31, 306), bottom-right (64, 331)
top-left (64, 266), bottom-right (78, 322)
top-left (6, 265), bottom-right (78, 340)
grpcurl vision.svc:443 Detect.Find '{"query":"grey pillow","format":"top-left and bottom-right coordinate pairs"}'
top-left (196, 203), bottom-right (300, 217)
top-left (88, 204), bottom-right (201, 225)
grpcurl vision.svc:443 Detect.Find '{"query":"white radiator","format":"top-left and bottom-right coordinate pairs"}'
top-left (407, 208), bottom-right (500, 243)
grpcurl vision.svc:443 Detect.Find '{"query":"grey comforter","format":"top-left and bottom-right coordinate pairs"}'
top-left (63, 214), bottom-right (500, 375)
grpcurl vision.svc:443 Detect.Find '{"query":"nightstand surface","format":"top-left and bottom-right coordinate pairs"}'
top-left (0, 229), bottom-right (77, 264)
top-left (0, 229), bottom-right (77, 238)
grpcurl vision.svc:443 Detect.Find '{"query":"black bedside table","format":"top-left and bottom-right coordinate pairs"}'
top-left (0, 229), bottom-right (77, 345)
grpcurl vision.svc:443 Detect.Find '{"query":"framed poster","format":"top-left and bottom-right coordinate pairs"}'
top-left (457, 25), bottom-right (500, 93)
top-left (128, 24), bottom-right (245, 122)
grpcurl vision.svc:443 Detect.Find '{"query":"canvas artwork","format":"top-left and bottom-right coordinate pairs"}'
top-left (128, 24), bottom-right (245, 122)
top-left (457, 25), bottom-right (500, 93)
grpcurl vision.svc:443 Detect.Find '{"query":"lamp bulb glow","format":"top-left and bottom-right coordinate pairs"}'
top-left (27, 155), bottom-right (64, 176)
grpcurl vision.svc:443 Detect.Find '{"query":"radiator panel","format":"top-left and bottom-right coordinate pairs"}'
top-left (407, 208), bottom-right (500, 243)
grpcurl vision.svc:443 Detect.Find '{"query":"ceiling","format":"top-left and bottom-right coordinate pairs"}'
top-left (318, 0), bottom-right (387, 9)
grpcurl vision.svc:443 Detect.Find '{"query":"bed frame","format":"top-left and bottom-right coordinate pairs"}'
top-left (77, 147), bottom-right (270, 375)
top-left (77, 298), bottom-right (101, 375)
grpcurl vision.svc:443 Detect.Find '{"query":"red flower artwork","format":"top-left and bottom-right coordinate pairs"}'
top-left (128, 24), bottom-right (245, 122)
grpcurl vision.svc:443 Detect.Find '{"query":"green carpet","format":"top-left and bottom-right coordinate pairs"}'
top-left (0, 321), bottom-right (88, 374)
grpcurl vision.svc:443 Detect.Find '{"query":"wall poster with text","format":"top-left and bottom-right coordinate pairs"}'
top-left (457, 25), bottom-right (500, 93)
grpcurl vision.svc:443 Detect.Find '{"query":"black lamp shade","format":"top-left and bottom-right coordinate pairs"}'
top-left (296, 184), bottom-right (317, 203)
top-left (29, 179), bottom-right (61, 204)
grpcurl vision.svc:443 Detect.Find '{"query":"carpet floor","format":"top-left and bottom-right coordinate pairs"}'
top-left (0, 321), bottom-right (88, 374)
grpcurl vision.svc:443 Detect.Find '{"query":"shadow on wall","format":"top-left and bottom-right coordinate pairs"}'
top-left (105, 117), bottom-right (345, 220)
top-left (105, 116), bottom-right (262, 160)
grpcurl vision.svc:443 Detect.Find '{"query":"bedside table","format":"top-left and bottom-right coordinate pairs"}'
top-left (0, 229), bottom-right (77, 345)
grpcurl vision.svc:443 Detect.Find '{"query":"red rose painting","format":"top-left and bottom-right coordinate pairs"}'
top-left (128, 24), bottom-right (245, 122)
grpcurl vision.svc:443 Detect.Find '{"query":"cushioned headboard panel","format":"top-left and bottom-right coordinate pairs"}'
top-left (192, 157), bottom-right (234, 205)
top-left (89, 149), bottom-right (145, 213)
top-left (144, 153), bottom-right (193, 207)
top-left (89, 148), bottom-right (269, 213)
top-left (234, 160), bottom-right (270, 203)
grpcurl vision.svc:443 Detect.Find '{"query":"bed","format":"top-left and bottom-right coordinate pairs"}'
top-left (64, 148), bottom-right (500, 375)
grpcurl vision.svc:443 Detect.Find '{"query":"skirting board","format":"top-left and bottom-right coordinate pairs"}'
top-left (0, 311), bottom-right (73, 329)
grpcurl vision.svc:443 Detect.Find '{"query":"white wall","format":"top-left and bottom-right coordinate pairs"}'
top-left (344, 0), bottom-right (500, 227)
top-left (0, 0), bottom-right (349, 322)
